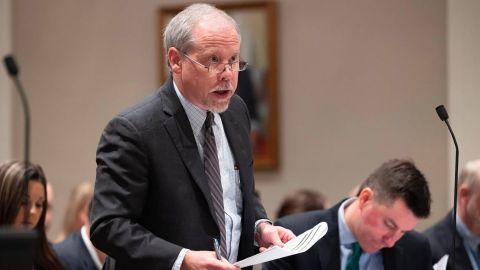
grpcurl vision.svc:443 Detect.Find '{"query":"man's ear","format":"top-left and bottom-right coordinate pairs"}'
top-left (358, 187), bottom-right (373, 210)
top-left (458, 184), bottom-right (470, 205)
top-left (167, 47), bottom-right (182, 74)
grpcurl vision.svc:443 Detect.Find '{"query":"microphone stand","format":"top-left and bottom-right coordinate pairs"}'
top-left (3, 55), bottom-right (30, 164)
top-left (12, 75), bottom-right (30, 164)
top-left (436, 105), bottom-right (458, 270)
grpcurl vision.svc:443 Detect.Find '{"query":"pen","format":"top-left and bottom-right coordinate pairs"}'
top-left (213, 238), bottom-right (222, 260)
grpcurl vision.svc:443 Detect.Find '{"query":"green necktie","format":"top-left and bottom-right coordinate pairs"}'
top-left (346, 242), bottom-right (362, 270)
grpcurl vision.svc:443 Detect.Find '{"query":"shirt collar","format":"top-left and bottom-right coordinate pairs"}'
top-left (81, 226), bottom-right (102, 269)
top-left (338, 197), bottom-right (358, 246)
top-left (173, 81), bottom-right (208, 137)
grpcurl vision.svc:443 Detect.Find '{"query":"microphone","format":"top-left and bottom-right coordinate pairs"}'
top-left (4, 56), bottom-right (19, 76)
top-left (3, 55), bottom-right (31, 164)
top-left (435, 105), bottom-right (459, 270)
top-left (435, 105), bottom-right (449, 121)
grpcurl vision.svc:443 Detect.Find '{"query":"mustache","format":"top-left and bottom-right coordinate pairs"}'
top-left (211, 83), bottom-right (234, 92)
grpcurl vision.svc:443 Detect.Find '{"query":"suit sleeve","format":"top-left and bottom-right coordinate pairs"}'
top-left (90, 116), bottom-right (182, 269)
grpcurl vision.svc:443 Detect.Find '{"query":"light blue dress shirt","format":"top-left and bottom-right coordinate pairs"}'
top-left (171, 83), bottom-right (243, 269)
top-left (456, 215), bottom-right (480, 270)
top-left (338, 198), bottom-right (384, 270)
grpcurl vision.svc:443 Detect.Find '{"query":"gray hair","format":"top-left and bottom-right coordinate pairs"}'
top-left (163, 3), bottom-right (241, 67)
top-left (459, 159), bottom-right (480, 191)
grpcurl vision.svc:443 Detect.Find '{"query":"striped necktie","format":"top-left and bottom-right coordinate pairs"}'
top-left (346, 242), bottom-right (362, 270)
top-left (203, 112), bottom-right (227, 258)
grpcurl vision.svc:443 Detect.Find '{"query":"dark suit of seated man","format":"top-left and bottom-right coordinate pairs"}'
top-left (53, 225), bottom-right (105, 270)
top-left (424, 159), bottom-right (480, 270)
top-left (263, 159), bottom-right (433, 270)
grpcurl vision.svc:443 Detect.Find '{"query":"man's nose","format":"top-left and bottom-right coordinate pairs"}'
top-left (218, 64), bottom-right (234, 80)
top-left (383, 236), bottom-right (396, 248)
top-left (382, 231), bottom-right (401, 248)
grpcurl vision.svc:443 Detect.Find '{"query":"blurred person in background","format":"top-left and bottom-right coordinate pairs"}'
top-left (0, 160), bottom-right (63, 270)
top-left (276, 189), bottom-right (327, 219)
top-left (55, 181), bottom-right (93, 243)
top-left (424, 159), bottom-right (480, 270)
top-left (44, 181), bottom-right (54, 233)
top-left (54, 183), bottom-right (106, 270)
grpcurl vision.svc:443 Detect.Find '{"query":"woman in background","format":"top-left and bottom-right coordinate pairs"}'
top-left (0, 160), bottom-right (63, 270)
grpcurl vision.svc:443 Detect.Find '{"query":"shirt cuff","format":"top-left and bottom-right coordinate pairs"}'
top-left (172, 248), bottom-right (189, 270)
top-left (254, 219), bottom-right (273, 246)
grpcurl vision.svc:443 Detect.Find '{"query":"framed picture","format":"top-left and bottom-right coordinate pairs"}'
top-left (158, 1), bottom-right (278, 170)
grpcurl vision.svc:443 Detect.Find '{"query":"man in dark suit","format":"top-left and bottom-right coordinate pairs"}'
top-left (263, 159), bottom-right (432, 270)
top-left (90, 3), bottom-right (293, 270)
top-left (424, 159), bottom-right (480, 270)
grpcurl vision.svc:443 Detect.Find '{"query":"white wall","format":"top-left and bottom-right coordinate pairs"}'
top-left (0, 0), bottom-right (12, 160)
top-left (447, 0), bottom-right (480, 203)
top-left (256, 0), bottom-right (447, 229)
top-left (9, 0), bottom-right (448, 238)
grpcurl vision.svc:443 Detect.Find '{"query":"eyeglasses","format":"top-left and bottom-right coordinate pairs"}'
top-left (182, 53), bottom-right (248, 73)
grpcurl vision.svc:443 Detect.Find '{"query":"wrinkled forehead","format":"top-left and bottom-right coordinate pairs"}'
top-left (192, 15), bottom-right (240, 39)
top-left (189, 24), bottom-right (240, 54)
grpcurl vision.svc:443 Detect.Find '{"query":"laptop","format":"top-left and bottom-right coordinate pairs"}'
top-left (0, 228), bottom-right (37, 270)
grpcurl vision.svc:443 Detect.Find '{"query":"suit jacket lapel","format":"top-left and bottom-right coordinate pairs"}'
top-left (319, 203), bottom-right (342, 269)
top-left (161, 79), bottom-right (217, 221)
top-left (220, 109), bottom-right (251, 195)
top-left (321, 227), bottom-right (342, 269)
top-left (455, 234), bottom-right (473, 270)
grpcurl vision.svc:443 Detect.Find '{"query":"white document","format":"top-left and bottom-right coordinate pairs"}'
top-left (234, 222), bottom-right (328, 268)
top-left (432, 255), bottom-right (448, 270)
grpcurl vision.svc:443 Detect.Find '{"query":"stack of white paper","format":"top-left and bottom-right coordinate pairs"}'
top-left (234, 222), bottom-right (328, 268)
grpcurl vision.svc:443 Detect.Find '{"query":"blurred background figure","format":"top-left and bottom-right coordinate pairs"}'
top-left (0, 160), bottom-right (63, 270)
top-left (44, 181), bottom-right (54, 233)
top-left (424, 159), bottom-right (480, 270)
top-left (53, 187), bottom-right (106, 270)
top-left (276, 189), bottom-right (327, 219)
top-left (55, 181), bottom-right (93, 243)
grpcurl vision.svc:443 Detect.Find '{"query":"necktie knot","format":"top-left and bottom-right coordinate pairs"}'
top-left (346, 242), bottom-right (362, 270)
top-left (205, 111), bottom-right (214, 130)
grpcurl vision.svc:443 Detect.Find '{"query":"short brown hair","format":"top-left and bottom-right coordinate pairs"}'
top-left (358, 159), bottom-right (431, 218)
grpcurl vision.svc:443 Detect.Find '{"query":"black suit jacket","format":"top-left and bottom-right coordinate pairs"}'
top-left (263, 200), bottom-right (432, 270)
top-left (90, 76), bottom-right (267, 269)
top-left (424, 211), bottom-right (473, 270)
top-left (53, 230), bottom-right (99, 270)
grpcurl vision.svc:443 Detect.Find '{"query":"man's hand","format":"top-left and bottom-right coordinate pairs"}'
top-left (256, 222), bottom-right (295, 252)
top-left (180, 250), bottom-right (239, 270)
